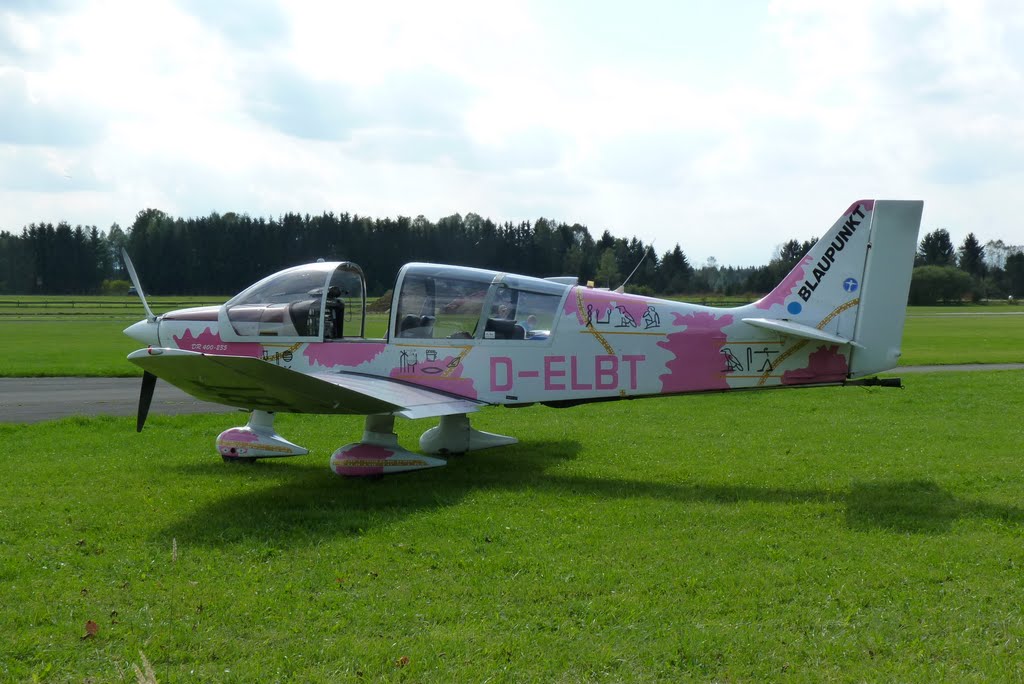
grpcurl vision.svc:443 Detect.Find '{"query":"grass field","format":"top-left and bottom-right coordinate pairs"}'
top-left (3, 371), bottom-right (1024, 681)
top-left (0, 315), bottom-right (394, 377)
top-left (902, 311), bottom-right (1024, 365)
top-left (2, 298), bottom-right (1023, 376)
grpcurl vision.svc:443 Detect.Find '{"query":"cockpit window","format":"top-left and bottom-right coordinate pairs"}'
top-left (513, 290), bottom-right (560, 339)
top-left (482, 285), bottom-right (560, 340)
top-left (394, 273), bottom-right (488, 340)
top-left (392, 265), bottom-right (568, 342)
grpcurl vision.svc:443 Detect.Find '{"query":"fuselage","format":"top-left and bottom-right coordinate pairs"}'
top-left (126, 261), bottom-right (856, 409)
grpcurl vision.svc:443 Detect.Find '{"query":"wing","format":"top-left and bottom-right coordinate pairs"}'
top-left (127, 348), bottom-right (483, 419)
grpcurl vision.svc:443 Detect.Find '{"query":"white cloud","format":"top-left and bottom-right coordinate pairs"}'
top-left (0, 0), bottom-right (1022, 268)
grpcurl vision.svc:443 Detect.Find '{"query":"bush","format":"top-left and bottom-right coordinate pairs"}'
top-left (627, 284), bottom-right (655, 297)
top-left (908, 266), bottom-right (973, 305)
top-left (101, 279), bottom-right (132, 295)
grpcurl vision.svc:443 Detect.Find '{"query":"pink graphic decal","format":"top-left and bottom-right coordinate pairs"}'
top-left (563, 288), bottom-right (653, 329)
top-left (844, 199), bottom-right (875, 215)
top-left (782, 345), bottom-right (849, 385)
top-left (658, 311), bottom-right (733, 393)
top-left (331, 443), bottom-right (395, 477)
top-left (303, 342), bottom-right (386, 368)
top-left (216, 428), bottom-right (260, 457)
top-left (667, 311), bottom-right (689, 327)
top-left (754, 254), bottom-right (813, 310)
top-left (389, 354), bottom-right (478, 399)
top-left (173, 328), bottom-right (262, 357)
top-left (218, 428), bottom-right (259, 443)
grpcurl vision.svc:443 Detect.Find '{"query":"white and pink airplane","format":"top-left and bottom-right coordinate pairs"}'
top-left (124, 200), bottom-right (923, 476)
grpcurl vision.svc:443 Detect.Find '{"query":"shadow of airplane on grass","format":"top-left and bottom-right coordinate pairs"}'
top-left (159, 443), bottom-right (1024, 546)
top-left (844, 479), bottom-right (1024, 534)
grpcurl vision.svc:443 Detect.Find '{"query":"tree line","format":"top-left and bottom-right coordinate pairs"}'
top-left (0, 208), bottom-right (1020, 303)
top-left (909, 229), bottom-right (1024, 304)
top-left (0, 209), bottom-right (725, 297)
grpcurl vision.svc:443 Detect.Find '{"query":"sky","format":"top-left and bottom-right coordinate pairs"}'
top-left (1, 0), bottom-right (1022, 267)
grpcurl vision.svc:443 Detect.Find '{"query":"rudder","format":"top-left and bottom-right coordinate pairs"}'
top-left (848, 200), bottom-right (924, 376)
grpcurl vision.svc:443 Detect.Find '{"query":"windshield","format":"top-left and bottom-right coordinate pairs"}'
top-left (229, 268), bottom-right (329, 306)
top-left (223, 262), bottom-right (367, 340)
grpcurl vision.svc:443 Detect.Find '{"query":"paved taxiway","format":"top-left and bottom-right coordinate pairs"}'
top-left (3, 364), bottom-right (1024, 424)
top-left (0, 377), bottom-right (233, 424)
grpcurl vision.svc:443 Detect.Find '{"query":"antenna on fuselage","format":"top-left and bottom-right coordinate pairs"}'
top-left (614, 245), bottom-right (653, 294)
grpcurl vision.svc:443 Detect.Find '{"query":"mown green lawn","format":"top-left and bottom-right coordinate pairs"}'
top-left (0, 315), bottom-right (393, 377)
top-left (0, 295), bottom-right (224, 317)
top-left (902, 311), bottom-right (1024, 365)
top-left (3, 372), bottom-right (1024, 681)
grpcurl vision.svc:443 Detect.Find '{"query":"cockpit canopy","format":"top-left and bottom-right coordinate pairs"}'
top-left (224, 261), bottom-right (366, 340)
top-left (218, 260), bottom-right (572, 343)
top-left (392, 263), bottom-right (571, 342)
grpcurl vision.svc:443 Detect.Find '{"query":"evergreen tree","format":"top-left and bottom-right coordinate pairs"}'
top-left (957, 233), bottom-right (986, 277)
top-left (917, 229), bottom-right (956, 266)
top-left (1006, 253), bottom-right (1024, 297)
top-left (659, 244), bottom-right (692, 294)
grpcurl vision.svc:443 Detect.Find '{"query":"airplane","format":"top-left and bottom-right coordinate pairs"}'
top-left (123, 199), bottom-right (923, 477)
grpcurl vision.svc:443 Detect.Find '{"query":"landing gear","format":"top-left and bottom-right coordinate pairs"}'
top-left (330, 414), bottom-right (446, 477)
top-left (330, 413), bottom-right (517, 477)
top-left (215, 411), bottom-right (516, 475)
top-left (216, 410), bottom-right (309, 462)
top-left (418, 414), bottom-right (517, 455)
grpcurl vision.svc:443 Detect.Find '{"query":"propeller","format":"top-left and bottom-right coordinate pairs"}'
top-left (123, 249), bottom-right (159, 431)
top-left (137, 370), bottom-right (157, 432)
top-left (121, 248), bottom-right (156, 322)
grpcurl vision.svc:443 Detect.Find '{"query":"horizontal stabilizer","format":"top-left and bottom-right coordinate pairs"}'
top-left (741, 318), bottom-right (862, 348)
top-left (127, 348), bottom-right (483, 418)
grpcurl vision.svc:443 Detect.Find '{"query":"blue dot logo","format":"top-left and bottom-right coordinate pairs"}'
top-left (787, 301), bottom-right (802, 315)
top-left (843, 278), bottom-right (859, 293)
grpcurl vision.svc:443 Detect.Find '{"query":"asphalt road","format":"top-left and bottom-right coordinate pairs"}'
top-left (0, 377), bottom-right (234, 424)
top-left (3, 364), bottom-right (1023, 424)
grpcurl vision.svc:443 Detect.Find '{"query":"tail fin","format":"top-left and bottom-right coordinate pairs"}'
top-left (748, 200), bottom-right (923, 377)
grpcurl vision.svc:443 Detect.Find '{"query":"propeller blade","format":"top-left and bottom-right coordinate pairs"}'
top-left (137, 371), bottom-right (157, 432)
top-left (121, 248), bottom-right (157, 322)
